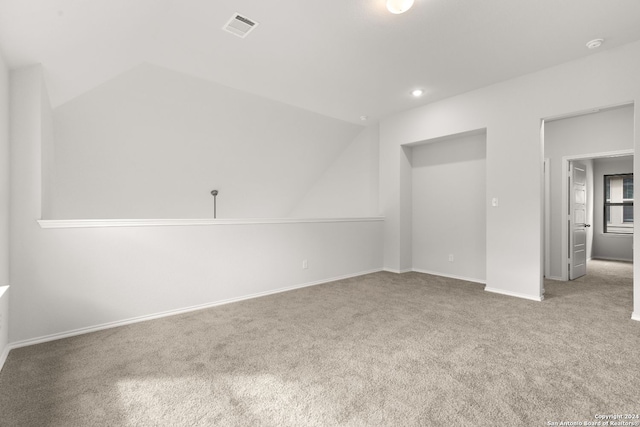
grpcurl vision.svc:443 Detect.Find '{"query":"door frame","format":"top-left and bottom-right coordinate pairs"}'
top-left (544, 158), bottom-right (550, 283)
top-left (560, 149), bottom-right (634, 281)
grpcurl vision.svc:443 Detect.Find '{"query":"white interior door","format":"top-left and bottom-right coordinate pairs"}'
top-left (569, 162), bottom-right (589, 280)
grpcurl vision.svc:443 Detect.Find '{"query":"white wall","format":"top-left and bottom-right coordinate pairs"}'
top-left (41, 73), bottom-right (55, 220)
top-left (593, 156), bottom-right (634, 261)
top-left (289, 125), bottom-right (379, 218)
top-left (380, 40), bottom-right (640, 311)
top-left (411, 132), bottom-right (486, 282)
top-left (13, 219), bottom-right (383, 344)
top-left (544, 106), bottom-right (634, 279)
top-left (52, 63), bottom-right (373, 220)
top-left (0, 51), bottom-right (8, 288)
top-left (9, 66), bottom-right (384, 344)
top-left (0, 50), bottom-right (9, 366)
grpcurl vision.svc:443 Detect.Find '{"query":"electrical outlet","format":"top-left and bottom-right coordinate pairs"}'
top-left (448, 254), bottom-right (454, 262)
top-left (302, 259), bottom-right (308, 269)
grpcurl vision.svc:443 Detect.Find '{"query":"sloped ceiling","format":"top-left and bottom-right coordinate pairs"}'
top-left (1, 0), bottom-right (640, 124)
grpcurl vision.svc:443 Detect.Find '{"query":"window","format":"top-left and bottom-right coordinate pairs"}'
top-left (623, 177), bottom-right (633, 199)
top-left (624, 205), bottom-right (633, 223)
top-left (604, 174), bottom-right (633, 234)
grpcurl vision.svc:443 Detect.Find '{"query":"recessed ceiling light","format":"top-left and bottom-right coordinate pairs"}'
top-left (586, 38), bottom-right (604, 49)
top-left (387, 0), bottom-right (415, 14)
top-left (360, 115), bottom-right (369, 121)
top-left (411, 89), bottom-right (424, 97)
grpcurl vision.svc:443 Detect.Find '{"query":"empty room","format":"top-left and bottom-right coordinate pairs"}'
top-left (1, 1), bottom-right (639, 426)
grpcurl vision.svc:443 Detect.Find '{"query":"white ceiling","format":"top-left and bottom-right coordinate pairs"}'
top-left (1, 0), bottom-right (640, 124)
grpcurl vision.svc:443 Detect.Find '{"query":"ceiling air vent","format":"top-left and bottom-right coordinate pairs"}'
top-left (223, 13), bottom-right (259, 38)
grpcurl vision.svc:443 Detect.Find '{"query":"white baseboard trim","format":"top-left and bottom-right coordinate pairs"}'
top-left (412, 269), bottom-right (486, 285)
top-left (383, 268), bottom-right (412, 274)
top-left (6, 268), bottom-right (383, 352)
top-left (0, 285), bottom-right (8, 373)
top-left (545, 275), bottom-right (565, 281)
top-left (484, 287), bottom-right (544, 302)
top-left (632, 312), bottom-right (640, 322)
top-left (591, 256), bottom-right (633, 263)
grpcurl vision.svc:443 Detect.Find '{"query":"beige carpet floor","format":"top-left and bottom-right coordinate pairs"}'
top-left (0, 259), bottom-right (638, 426)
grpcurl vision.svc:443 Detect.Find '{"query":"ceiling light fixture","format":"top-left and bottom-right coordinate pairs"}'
top-left (387, 0), bottom-right (415, 14)
top-left (586, 38), bottom-right (604, 49)
top-left (411, 89), bottom-right (424, 97)
top-left (360, 115), bottom-right (369, 121)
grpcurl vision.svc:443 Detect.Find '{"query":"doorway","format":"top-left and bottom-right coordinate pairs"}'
top-left (559, 154), bottom-right (634, 281)
top-left (543, 103), bottom-right (634, 282)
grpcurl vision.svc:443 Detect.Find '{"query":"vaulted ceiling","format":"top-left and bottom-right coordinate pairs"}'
top-left (1, 0), bottom-right (640, 124)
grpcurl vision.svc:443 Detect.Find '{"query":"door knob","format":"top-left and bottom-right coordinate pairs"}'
top-left (584, 224), bottom-right (591, 227)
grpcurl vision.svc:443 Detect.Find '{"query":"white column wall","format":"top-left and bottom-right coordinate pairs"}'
top-left (635, 106), bottom-right (640, 321)
top-left (0, 51), bottom-right (8, 289)
top-left (0, 47), bottom-right (10, 366)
